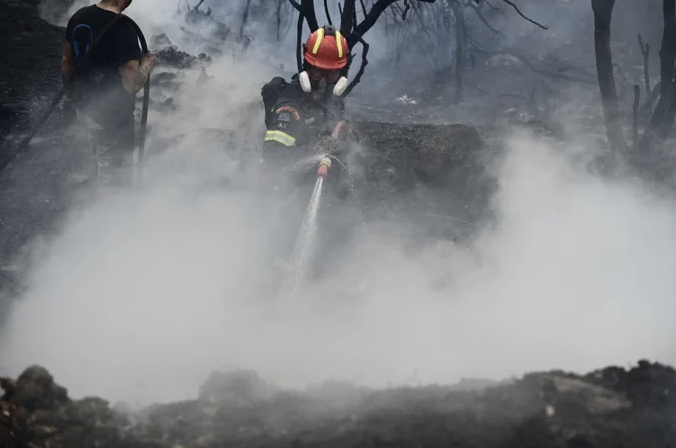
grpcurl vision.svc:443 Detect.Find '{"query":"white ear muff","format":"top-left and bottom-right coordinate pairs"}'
top-left (299, 71), bottom-right (312, 93)
top-left (333, 76), bottom-right (349, 96)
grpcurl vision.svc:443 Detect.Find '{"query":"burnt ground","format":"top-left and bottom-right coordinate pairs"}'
top-left (2, 361), bottom-right (676, 448)
top-left (1, 0), bottom-right (676, 446)
top-left (0, 0), bottom-right (83, 308)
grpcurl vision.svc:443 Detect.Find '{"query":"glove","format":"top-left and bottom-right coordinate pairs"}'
top-left (313, 135), bottom-right (340, 156)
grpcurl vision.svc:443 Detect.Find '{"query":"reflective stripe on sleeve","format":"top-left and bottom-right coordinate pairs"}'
top-left (264, 130), bottom-right (296, 146)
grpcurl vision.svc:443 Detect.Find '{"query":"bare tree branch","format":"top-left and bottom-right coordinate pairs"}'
top-left (347, 0), bottom-right (436, 47)
top-left (500, 0), bottom-right (548, 30)
top-left (324, 0), bottom-right (333, 25)
top-left (633, 84), bottom-right (640, 151)
top-left (238, 0), bottom-right (253, 41)
top-left (591, 0), bottom-right (626, 153)
top-left (637, 34), bottom-right (651, 97)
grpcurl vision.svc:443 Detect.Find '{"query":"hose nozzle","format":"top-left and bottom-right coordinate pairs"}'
top-left (317, 157), bottom-right (331, 178)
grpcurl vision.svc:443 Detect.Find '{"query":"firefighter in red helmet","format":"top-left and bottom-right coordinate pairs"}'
top-left (259, 24), bottom-right (357, 197)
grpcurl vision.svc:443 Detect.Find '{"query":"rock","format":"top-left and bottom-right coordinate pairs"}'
top-left (150, 33), bottom-right (173, 50)
top-left (198, 370), bottom-right (275, 405)
top-left (1, 365), bottom-right (68, 411)
top-left (413, 123), bottom-right (485, 183)
top-left (156, 47), bottom-right (200, 70)
top-left (0, 366), bottom-right (159, 448)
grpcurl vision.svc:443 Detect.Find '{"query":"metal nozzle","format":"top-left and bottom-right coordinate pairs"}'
top-left (317, 157), bottom-right (331, 178)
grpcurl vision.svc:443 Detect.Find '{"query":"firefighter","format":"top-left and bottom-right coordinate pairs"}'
top-left (257, 24), bottom-right (364, 281)
top-left (259, 24), bottom-right (357, 196)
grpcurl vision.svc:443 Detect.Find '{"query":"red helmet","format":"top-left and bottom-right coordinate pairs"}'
top-left (303, 25), bottom-right (349, 70)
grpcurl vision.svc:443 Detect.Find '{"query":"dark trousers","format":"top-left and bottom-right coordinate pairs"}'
top-left (76, 109), bottom-right (135, 187)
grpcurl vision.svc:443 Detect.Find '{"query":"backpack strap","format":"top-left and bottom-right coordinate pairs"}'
top-left (72, 23), bottom-right (94, 61)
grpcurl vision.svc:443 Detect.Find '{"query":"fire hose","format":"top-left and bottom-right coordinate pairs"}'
top-left (0, 13), bottom-right (151, 173)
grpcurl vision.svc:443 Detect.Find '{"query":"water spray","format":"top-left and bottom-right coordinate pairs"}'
top-left (280, 120), bottom-right (352, 296)
top-left (286, 175), bottom-right (325, 294)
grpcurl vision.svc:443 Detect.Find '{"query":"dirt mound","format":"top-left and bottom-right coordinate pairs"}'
top-left (1, 361), bottom-right (674, 448)
top-left (355, 121), bottom-right (488, 184)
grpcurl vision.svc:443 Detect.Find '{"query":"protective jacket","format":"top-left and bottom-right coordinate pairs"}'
top-left (260, 75), bottom-right (345, 165)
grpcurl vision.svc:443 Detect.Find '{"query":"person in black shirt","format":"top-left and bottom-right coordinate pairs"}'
top-left (61, 0), bottom-right (156, 186)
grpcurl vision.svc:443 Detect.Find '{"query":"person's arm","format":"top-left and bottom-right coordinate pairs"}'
top-left (263, 102), bottom-right (308, 160)
top-left (61, 41), bottom-right (76, 85)
top-left (115, 21), bottom-right (156, 94)
top-left (62, 15), bottom-right (76, 88)
top-left (119, 54), bottom-right (156, 94)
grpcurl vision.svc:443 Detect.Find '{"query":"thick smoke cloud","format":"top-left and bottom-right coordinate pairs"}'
top-left (3, 124), bottom-right (676, 405)
top-left (2, 0), bottom-right (673, 406)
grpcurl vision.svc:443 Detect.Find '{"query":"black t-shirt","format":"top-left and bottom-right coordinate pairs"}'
top-left (65, 5), bottom-right (142, 129)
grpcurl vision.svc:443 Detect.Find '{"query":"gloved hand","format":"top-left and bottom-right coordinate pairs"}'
top-left (313, 135), bottom-right (340, 156)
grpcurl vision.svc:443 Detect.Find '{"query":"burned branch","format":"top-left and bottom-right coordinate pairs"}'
top-left (591, 0), bottom-right (626, 154)
top-left (323, 0), bottom-right (333, 25)
top-left (276, 0), bottom-right (284, 41)
top-left (468, 2), bottom-right (506, 38)
top-left (592, 0), bottom-right (676, 182)
top-left (340, 0), bottom-right (357, 38)
top-left (633, 84), bottom-right (640, 151)
top-left (633, 0), bottom-right (676, 153)
top-left (500, 0), bottom-right (547, 30)
top-left (238, 0), bottom-right (253, 42)
top-left (450, 0), bottom-right (466, 103)
top-left (642, 81), bottom-right (661, 115)
top-left (638, 34), bottom-right (651, 97)
top-left (347, 0), bottom-right (436, 48)
top-left (289, 0), bottom-right (319, 31)
top-left (343, 38), bottom-right (371, 97)
top-left (295, 9), bottom-right (303, 72)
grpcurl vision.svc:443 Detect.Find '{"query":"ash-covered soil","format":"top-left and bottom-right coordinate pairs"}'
top-left (2, 361), bottom-right (676, 448)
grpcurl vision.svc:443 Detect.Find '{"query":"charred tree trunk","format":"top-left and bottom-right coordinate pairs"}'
top-left (637, 34), bottom-right (651, 98)
top-left (639, 0), bottom-right (676, 149)
top-left (238, 0), bottom-right (253, 41)
top-left (276, 0), bottom-right (283, 41)
top-left (451, 0), bottom-right (465, 104)
top-left (591, 0), bottom-right (626, 153)
top-left (657, 0), bottom-right (676, 139)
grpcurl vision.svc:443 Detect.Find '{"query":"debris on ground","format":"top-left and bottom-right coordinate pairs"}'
top-left (1, 361), bottom-right (675, 448)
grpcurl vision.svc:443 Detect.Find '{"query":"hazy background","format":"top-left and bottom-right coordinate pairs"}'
top-left (1, 0), bottom-right (674, 406)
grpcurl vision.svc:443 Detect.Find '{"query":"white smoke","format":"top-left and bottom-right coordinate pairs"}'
top-left (4, 0), bottom-right (674, 407)
top-left (3, 119), bottom-right (676, 405)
